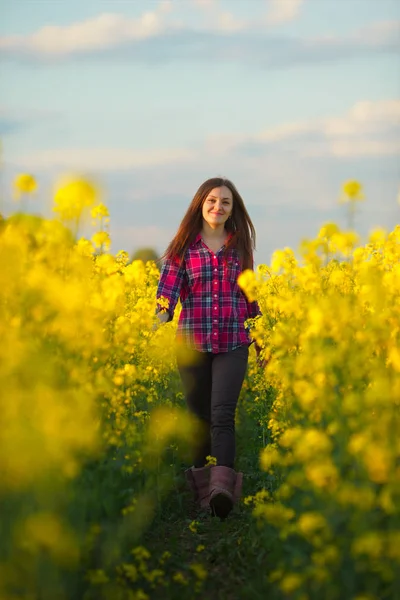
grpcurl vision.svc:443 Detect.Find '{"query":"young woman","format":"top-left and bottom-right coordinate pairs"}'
top-left (155, 177), bottom-right (262, 519)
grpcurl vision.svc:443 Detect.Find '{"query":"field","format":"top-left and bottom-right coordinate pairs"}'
top-left (1, 179), bottom-right (399, 600)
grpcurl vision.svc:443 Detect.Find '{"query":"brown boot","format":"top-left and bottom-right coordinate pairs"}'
top-left (184, 466), bottom-right (211, 509)
top-left (209, 465), bottom-right (239, 519)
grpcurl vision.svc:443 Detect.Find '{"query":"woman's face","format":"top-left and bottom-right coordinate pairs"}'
top-left (202, 185), bottom-right (233, 229)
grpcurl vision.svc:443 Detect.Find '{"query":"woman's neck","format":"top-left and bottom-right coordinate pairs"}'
top-left (200, 222), bottom-right (226, 240)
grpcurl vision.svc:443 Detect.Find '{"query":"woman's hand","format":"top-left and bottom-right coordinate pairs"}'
top-left (152, 310), bottom-right (170, 332)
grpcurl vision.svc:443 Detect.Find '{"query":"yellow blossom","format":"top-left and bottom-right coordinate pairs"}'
top-left (297, 512), bottom-right (329, 539)
top-left (190, 562), bottom-right (207, 580)
top-left (53, 176), bottom-right (99, 224)
top-left (173, 572), bottom-right (188, 585)
top-left (340, 180), bottom-right (364, 202)
top-left (317, 222), bottom-right (340, 240)
top-left (237, 269), bottom-right (258, 302)
top-left (260, 445), bottom-right (280, 471)
top-left (280, 573), bottom-right (303, 593)
top-left (13, 173), bottom-right (37, 197)
top-left (91, 202), bottom-right (109, 219)
top-left (92, 230), bottom-right (111, 250)
top-left (189, 520), bottom-right (199, 533)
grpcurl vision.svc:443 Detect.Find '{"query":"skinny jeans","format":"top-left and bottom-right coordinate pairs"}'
top-left (176, 344), bottom-right (249, 469)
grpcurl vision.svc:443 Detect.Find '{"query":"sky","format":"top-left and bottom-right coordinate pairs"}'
top-left (0, 0), bottom-right (399, 263)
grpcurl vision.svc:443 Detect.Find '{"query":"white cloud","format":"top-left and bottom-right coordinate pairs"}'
top-left (3, 97), bottom-right (399, 260)
top-left (215, 11), bottom-right (247, 33)
top-left (266, 0), bottom-right (305, 24)
top-left (13, 147), bottom-right (196, 171)
top-left (0, 0), bottom-right (307, 58)
top-left (329, 139), bottom-right (400, 157)
top-left (0, 4), bottom-right (174, 56)
top-left (9, 100), bottom-right (400, 175)
top-left (352, 19), bottom-right (400, 46)
top-left (192, 0), bottom-right (216, 8)
top-left (192, 0), bottom-right (305, 32)
top-left (255, 99), bottom-right (400, 157)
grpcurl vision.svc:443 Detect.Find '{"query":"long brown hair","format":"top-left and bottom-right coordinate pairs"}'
top-left (162, 177), bottom-right (256, 271)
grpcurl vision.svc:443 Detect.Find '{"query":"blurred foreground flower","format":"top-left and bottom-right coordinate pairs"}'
top-left (92, 230), bottom-right (111, 251)
top-left (91, 202), bottom-right (110, 252)
top-left (13, 173), bottom-right (37, 200)
top-left (339, 180), bottom-right (365, 231)
top-left (53, 176), bottom-right (99, 235)
top-left (237, 269), bottom-right (258, 302)
top-left (91, 202), bottom-right (109, 220)
top-left (340, 180), bottom-right (364, 202)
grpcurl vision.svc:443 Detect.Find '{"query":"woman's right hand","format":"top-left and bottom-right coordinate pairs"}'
top-left (152, 310), bottom-right (170, 331)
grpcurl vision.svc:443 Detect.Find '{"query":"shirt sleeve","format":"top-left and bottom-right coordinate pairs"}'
top-left (156, 257), bottom-right (185, 322)
top-left (246, 298), bottom-right (262, 319)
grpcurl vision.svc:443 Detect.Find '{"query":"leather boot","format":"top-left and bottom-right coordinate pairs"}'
top-left (209, 465), bottom-right (240, 519)
top-left (184, 466), bottom-right (211, 509)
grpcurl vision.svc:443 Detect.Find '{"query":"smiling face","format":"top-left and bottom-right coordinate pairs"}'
top-left (202, 185), bottom-right (233, 229)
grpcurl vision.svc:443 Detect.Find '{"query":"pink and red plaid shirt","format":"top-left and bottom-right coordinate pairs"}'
top-left (156, 233), bottom-right (261, 353)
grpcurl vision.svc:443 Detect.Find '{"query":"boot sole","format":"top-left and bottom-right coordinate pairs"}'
top-left (210, 493), bottom-right (233, 519)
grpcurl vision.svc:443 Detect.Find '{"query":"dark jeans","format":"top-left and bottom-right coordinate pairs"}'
top-left (176, 344), bottom-right (249, 469)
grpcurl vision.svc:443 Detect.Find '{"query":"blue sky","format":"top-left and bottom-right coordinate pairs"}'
top-left (1, 0), bottom-right (399, 262)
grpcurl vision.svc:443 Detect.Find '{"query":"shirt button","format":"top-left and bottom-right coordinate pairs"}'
top-left (214, 307), bottom-right (217, 310)
top-left (214, 320), bottom-right (217, 323)
top-left (213, 332), bottom-right (217, 336)
top-left (214, 268), bottom-right (217, 272)
top-left (214, 294), bottom-right (217, 298)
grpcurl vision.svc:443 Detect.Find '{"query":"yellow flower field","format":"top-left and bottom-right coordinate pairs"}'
top-left (0, 177), bottom-right (399, 600)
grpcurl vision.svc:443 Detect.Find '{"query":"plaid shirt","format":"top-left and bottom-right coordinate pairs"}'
top-left (156, 233), bottom-right (261, 353)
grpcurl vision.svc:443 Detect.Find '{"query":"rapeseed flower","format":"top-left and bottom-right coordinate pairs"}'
top-left (190, 562), bottom-right (207, 580)
top-left (13, 173), bottom-right (37, 197)
top-left (237, 269), bottom-right (258, 302)
top-left (340, 180), bottom-right (364, 202)
top-left (53, 176), bottom-right (99, 231)
top-left (297, 512), bottom-right (329, 538)
top-left (2, 176), bottom-right (399, 599)
top-left (92, 230), bottom-right (111, 250)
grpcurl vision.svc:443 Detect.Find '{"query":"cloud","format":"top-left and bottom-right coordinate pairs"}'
top-left (266, 0), bottom-right (305, 24)
top-left (1, 1), bottom-right (397, 68)
top-left (193, 0), bottom-right (306, 28)
top-left (233, 99), bottom-right (400, 158)
top-left (3, 98), bottom-right (399, 262)
top-left (8, 99), bottom-right (400, 178)
top-left (11, 147), bottom-right (196, 171)
top-left (0, 2), bottom-right (175, 57)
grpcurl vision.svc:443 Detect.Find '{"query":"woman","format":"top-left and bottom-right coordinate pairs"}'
top-left (155, 177), bottom-right (262, 519)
